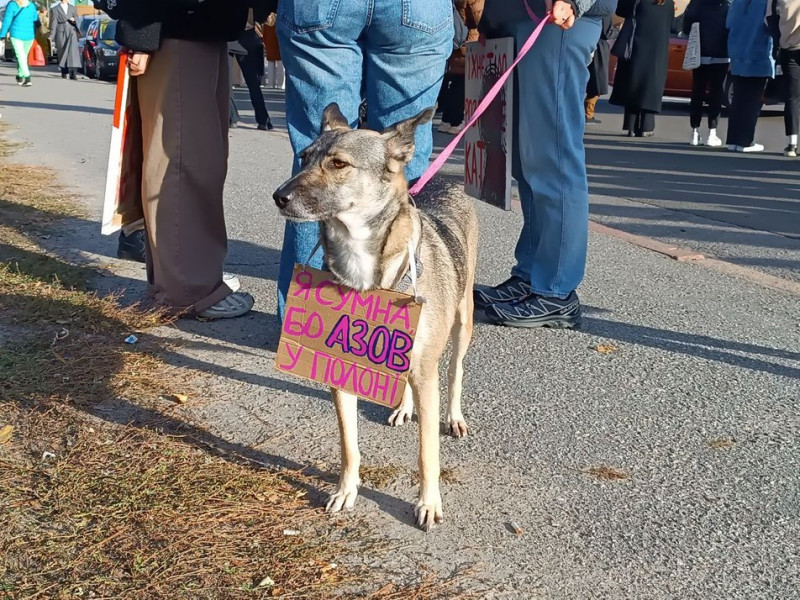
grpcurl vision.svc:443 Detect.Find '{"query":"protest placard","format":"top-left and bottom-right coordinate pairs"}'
top-left (464, 37), bottom-right (514, 210)
top-left (101, 53), bottom-right (143, 235)
top-left (275, 266), bottom-right (422, 408)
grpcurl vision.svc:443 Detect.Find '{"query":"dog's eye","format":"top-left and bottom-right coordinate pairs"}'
top-left (330, 158), bottom-right (349, 169)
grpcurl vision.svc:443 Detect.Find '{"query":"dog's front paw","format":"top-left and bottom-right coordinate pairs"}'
top-left (447, 416), bottom-right (469, 438)
top-left (388, 404), bottom-right (413, 427)
top-left (326, 480), bottom-right (360, 513)
top-left (415, 495), bottom-right (444, 532)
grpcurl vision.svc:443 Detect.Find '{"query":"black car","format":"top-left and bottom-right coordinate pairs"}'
top-left (82, 19), bottom-right (119, 80)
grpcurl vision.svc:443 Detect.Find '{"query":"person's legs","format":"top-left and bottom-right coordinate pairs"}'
top-left (639, 111), bottom-right (655, 134)
top-left (10, 38), bottom-right (33, 78)
top-left (736, 76), bottom-right (767, 147)
top-left (448, 73), bottom-right (466, 126)
top-left (236, 37), bottom-right (271, 127)
top-left (585, 95), bottom-right (598, 120)
top-left (623, 108), bottom-right (636, 133)
top-left (689, 64), bottom-right (710, 130)
top-left (137, 39), bottom-right (236, 314)
top-left (276, 0), bottom-right (368, 316)
top-left (364, 0), bottom-right (451, 181)
top-left (782, 50), bottom-right (800, 142)
top-left (707, 63), bottom-right (728, 130)
top-left (509, 16), bottom-right (602, 297)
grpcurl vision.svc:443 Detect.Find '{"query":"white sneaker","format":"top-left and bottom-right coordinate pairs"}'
top-left (223, 272), bottom-right (240, 292)
top-left (689, 130), bottom-right (701, 146)
top-left (706, 131), bottom-right (722, 147)
top-left (739, 143), bottom-right (764, 153)
top-left (438, 123), bottom-right (453, 133)
top-left (448, 123), bottom-right (464, 134)
top-left (196, 292), bottom-right (254, 320)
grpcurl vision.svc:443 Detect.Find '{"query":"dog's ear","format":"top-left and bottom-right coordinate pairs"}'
top-left (381, 107), bottom-right (436, 169)
top-left (321, 103), bottom-right (350, 132)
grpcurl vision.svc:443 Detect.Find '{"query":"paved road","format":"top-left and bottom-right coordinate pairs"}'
top-left (2, 63), bottom-right (799, 599)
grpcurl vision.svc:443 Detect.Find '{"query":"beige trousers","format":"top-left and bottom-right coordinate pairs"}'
top-left (136, 39), bottom-right (233, 314)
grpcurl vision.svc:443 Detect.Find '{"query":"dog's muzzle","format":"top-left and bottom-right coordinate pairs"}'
top-left (273, 186), bottom-right (292, 210)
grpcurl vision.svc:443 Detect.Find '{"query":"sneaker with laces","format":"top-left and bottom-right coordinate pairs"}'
top-left (196, 292), bottom-right (254, 320)
top-left (15, 75), bottom-right (23, 85)
top-left (706, 130), bottom-right (722, 147)
top-left (22, 77), bottom-right (31, 87)
top-left (689, 130), bottom-right (700, 146)
top-left (484, 291), bottom-right (581, 329)
top-left (473, 275), bottom-right (531, 310)
top-left (117, 229), bottom-right (147, 263)
top-left (784, 144), bottom-right (798, 157)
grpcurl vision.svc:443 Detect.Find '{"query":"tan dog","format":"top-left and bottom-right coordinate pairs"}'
top-left (273, 104), bottom-right (478, 531)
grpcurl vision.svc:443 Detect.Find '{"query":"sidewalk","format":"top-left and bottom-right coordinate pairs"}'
top-left (2, 64), bottom-right (799, 599)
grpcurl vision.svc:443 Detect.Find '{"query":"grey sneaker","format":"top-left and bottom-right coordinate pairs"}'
top-left (473, 275), bottom-right (531, 310)
top-left (484, 291), bottom-right (581, 329)
top-left (196, 292), bottom-right (254, 320)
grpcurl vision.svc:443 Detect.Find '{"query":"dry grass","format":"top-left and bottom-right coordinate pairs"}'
top-left (709, 437), bottom-right (736, 450)
top-left (0, 128), bottom-right (475, 599)
top-left (581, 466), bottom-right (630, 481)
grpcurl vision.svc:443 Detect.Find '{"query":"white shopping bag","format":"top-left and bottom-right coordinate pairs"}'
top-left (682, 22), bottom-right (701, 71)
top-left (101, 53), bottom-right (143, 235)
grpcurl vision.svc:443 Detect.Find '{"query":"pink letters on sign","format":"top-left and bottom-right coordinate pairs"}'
top-left (275, 266), bottom-right (421, 408)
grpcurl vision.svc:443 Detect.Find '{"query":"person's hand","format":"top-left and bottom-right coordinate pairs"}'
top-left (546, 0), bottom-right (576, 30)
top-left (128, 52), bottom-right (150, 77)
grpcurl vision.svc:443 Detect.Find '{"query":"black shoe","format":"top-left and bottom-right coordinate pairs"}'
top-left (117, 229), bottom-right (146, 263)
top-left (473, 275), bottom-right (532, 311)
top-left (784, 144), bottom-right (798, 157)
top-left (586, 117), bottom-right (601, 124)
top-left (62, 72), bottom-right (68, 79)
top-left (69, 70), bottom-right (77, 80)
top-left (258, 119), bottom-right (274, 131)
top-left (484, 291), bottom-right (581, 329)
top-left (22, 77), bottom-right (31, 87)
top-left (15, 75), bottom-right (23, 85)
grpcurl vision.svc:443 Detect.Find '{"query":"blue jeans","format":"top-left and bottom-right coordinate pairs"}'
top-left (510, 17), bottom-right (602, 299)
top-left (276, 0), bottom-right (452, 316)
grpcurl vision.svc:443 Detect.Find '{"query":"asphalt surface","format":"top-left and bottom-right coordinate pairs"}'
top-left (2, 63), bottom-right (799, 599)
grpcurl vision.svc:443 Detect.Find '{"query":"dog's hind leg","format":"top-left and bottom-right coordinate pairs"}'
top-left (387, 383), bottom-right (414, 427)
top-left (446, 288), bottom-right (473, 438)
top-left (412, 371), bottom-right (444, 531)
top-left (326, 389), bottom-right (361, 513)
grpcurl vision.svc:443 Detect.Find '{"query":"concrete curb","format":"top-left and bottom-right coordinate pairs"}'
top-left (589, 220), bottom-right (800, 297)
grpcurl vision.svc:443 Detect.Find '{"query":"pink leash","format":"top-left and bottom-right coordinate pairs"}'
top-left (409, 10), bottom-right (551, 196)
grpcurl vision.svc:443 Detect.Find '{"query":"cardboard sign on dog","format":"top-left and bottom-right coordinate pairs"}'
top-left (276, 266), bottom-right (422, 408)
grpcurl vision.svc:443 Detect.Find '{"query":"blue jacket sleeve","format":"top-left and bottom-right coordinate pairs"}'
top-left (0, 2), bottom-right (19, 39)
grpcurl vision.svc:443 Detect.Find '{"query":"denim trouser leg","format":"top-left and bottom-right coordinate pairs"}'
top-left (510, 17), bottom-right (601, 299)
top-left (275, 0), bottom-right (451, 316)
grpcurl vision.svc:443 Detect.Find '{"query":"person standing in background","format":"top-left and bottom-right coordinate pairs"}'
top-left (236, 6), bottom-right (273, 130)
top-left (439, 0), bottom-right (484, 135)
top-left (683, 0), bottom-right (731, 147)
top-left (263, 11), bottom-right (284, 89)
top-left (725, 0), bottom-right (774, 152)
top-left (767, 0), bottom-right (800, 157)
top-left (610, 0), bottom-right (675, 137)
top-left (585, 14), bottom-right (616, 124)
top-left (275, 0), bottom-right (452, 319)
top-left (50, 0), bottom-right (80, 80)
top-left (0, 0), bottom-right (39, 87)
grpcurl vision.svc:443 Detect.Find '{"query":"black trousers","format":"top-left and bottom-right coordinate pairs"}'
top-left (726, 75), bottom-right (767, 147)
top-left (623, 108), bottom-right (655, 134)
top-left (782, 49), bottom-right (800, 137)
top-left (439, 73), bottom-right (466, 126)
top-left (689, 63), bottom-right (728, 129)
top-left (235, 31), bottom-right (270, 127)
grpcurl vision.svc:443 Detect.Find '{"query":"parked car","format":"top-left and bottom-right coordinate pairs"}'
top-left (81, 18), bottom-right (119, 80)
top-left (76, 15), bottom-right (99, 59)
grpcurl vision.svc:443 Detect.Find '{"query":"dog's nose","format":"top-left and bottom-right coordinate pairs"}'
top-left (273, 189), bottom-right (291, 210)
